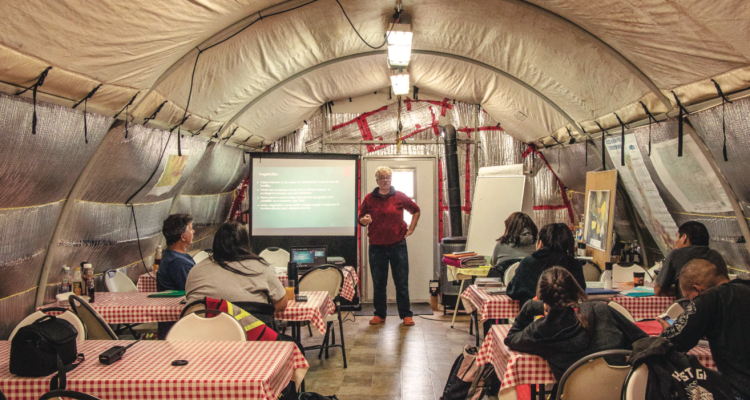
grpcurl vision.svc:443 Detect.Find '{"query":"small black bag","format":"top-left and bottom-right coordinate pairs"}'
top-left (9, 315), bottom-right (84, 389)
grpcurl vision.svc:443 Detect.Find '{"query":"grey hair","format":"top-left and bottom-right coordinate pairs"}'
top-left (375, 166), bottom-right (393, 179)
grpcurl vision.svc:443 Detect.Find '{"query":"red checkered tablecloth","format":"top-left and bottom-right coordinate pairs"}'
top-left (39, 292), bottom-right (183, 324)
top-left (460, 285), bottom-right (520, 321)
top-left (608, 295), bottom-right (677, 321)
top-left (137, 273), bottom-right (157, 292)
top-left (138, 266), bottom-right (360, 301)
top-left (274, 291), bottom-right (335, 335)
top-left (0, 340), bottom-right (308, 400)
top-left (477, 325), bottom-right (716, 393)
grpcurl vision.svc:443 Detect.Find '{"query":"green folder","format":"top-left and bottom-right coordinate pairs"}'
top-left (147, 290), bottom-right (185, 298)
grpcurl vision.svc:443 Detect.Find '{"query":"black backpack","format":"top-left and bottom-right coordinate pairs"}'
top-left (9, 315), bottom-right (84, 389)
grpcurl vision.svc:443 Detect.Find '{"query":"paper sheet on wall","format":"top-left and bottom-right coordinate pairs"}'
top-left (604, 134), bottom-right (678, 254)
top-left (650, 135), bottom-right (732, 213)
top-left (147, 149), bottom-right (189, 197)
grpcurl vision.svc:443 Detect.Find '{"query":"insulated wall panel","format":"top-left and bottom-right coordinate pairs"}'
top-left (0, 92), bottom-right (112, 339)
top-left (689, 97), bottom-right (750, 216)
top-left (42, 123), bottom-right (207, 303)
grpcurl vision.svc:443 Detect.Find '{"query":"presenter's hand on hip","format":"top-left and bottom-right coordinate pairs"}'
top-left (360, 214), bottom-right (372, 226)
top-left (405, 228), bottom-right (415, 237)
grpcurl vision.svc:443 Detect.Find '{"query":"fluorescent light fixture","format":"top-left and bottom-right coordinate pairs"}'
top-left (390, 72), bottom-right (410, 95)
top-left (387, 22), bottom-right (412, 68)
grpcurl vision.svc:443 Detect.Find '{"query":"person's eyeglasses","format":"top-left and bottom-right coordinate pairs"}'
top-left (377, 177), bottom-right (391, 181)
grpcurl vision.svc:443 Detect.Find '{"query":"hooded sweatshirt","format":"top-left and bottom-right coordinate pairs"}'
top-left (506, 248), bottom-right (587, 307)
top-left (504, 300), bottom-right (648, 380)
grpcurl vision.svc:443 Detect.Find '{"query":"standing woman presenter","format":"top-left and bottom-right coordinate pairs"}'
top-left (359, 166), bottom-right (420, 326)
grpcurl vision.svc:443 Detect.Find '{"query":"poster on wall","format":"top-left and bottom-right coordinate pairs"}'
top-left (604, 134), bottom-right (679, 254)
top-left (148, 150), bottom-right (189, 197)
top-left (584, 190), bottom-right (610, 251)
top-left (650, 135), bottom-right (732, 213)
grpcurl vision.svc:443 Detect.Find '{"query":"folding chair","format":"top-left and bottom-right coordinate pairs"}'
top-left (166, 309), bottom-right (246, 341)
top-left (104, 269), bottom-right (155, 338)
top-left (10, 308), bottom-right (86, 341)
top-left (68, 295), bottom-right (118, 340)
top-left (556, 350), bottom-right (632, 400)
top-left (622, 364), bottom-right (648, 400)
top-left (299, 264), bottom-right (346, 368)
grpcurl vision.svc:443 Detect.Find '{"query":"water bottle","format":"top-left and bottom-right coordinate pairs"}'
top-left (604, 262), bottom-right (613, 290)
top-left (287, 262), bottom-right (299, 295)
top-left (60, 266), bottom-right (72, 294)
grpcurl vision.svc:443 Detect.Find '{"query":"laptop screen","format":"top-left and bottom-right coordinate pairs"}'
top-left (290, 246), bottom-right (327, 269)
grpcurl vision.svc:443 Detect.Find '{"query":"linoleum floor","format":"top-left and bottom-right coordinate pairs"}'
top-left (298, 311), bottom-right (476, 400)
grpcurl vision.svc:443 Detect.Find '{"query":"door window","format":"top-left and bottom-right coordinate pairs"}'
top-left (391, 168), bottom-right (416, 225)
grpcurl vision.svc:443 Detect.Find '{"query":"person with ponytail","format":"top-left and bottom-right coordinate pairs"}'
top-left (185, 221), bottom-right (289, 312)
top-left (504, 267), bottom-right (647, 380)
top-left (506, 223), bottom-right (586, 306)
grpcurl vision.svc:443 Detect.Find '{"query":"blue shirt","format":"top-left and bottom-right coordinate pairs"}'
top-left (156, 250), bottom-right (195, 291)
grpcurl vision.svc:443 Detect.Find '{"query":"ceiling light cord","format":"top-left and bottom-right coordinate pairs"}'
top-left (335, 0), bottom-right (397, 50)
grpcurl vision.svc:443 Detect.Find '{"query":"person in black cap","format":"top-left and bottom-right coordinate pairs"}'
top-left (655, 221), bottom-right (727, 298)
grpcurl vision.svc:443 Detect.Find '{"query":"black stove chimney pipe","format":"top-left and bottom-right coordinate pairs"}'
top-left (443, 124), bottom-right (463, 237)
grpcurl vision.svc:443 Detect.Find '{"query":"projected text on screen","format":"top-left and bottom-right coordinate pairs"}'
top-left (252, 158), bottom-right (356, 236)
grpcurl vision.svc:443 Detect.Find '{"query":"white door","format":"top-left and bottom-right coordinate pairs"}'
top-left (361, 156), bottom-right (437, 303)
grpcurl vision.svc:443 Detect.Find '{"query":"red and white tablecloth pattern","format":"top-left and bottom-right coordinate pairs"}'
top-left (138, 266), bottom-right (360, 301)
top-left (607, 295), bottom-right (677, 321)
top-left (278, 266), bottom-right (359, 302)
top-left (274, 291), bottom-right (335, 335)
top-left (0, 340), bottom-right (308, 400)
top-left (477, 325), bottom-right (716, 392)
top-left (460, 285), bottom-right (520, 321)
top-left (39, 292), bottom-right (183, 324)
top-left (137, 273), bottom-right (157, 292)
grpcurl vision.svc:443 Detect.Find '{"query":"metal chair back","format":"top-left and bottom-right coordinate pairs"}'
top-left (104, 269), bottom-right (138, 293)
top-left (69, 295), bottom-right (118, 340)
top-left (166, 310), bottom-right (246, 341)
top-left (556, 350), bottom-right (632, 400)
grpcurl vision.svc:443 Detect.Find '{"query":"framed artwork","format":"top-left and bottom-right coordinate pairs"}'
top-left (584, 190), bottom-right (610, 251)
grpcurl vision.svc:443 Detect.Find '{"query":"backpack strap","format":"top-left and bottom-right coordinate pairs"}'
top-left (49, 352), bottom-right (84, 390)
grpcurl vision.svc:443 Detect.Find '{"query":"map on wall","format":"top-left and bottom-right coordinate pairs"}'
top-left (605, 134), bottom-right (678, 255)
top-left (650, 135), bottom-right (732, 213)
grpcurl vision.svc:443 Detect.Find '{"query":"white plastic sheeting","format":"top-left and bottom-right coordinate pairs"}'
top-left (0, 0), bottom-right (748, 146)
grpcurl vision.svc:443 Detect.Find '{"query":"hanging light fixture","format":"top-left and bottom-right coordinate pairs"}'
top-left (390, 70), bottom-right (410, 95)
top-left (387, 21), bottom-right (412, 68)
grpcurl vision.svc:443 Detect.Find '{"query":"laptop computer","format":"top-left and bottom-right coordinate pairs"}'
top-left (289, 246), bottom-right (327, 270)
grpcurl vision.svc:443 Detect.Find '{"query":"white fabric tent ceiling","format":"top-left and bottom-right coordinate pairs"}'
top-left (0, 0), bottom-right (748, 146)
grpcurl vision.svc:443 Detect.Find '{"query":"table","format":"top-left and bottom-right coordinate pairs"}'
top-left (461, 285), bottom-right (520, 321)
top-left (39, 292), bottom-right (183, 324)
top-left (274, 291), bottom-right (336, 341)
top-left (477, 325), bottom-right (715, 399)
top-left (137, 266), bottom-right (361, 301)
top-left (0, 340), bottom-right (308, 400)
top-left (461, 284), bottom-right (676, 323)
top-left (607, 295), bottom-right (676, 320)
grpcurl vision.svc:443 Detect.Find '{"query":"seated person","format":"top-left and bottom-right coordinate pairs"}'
top-left (156, 213), bottom-right (196, 291)
top-left (655, 221), bottom-right (727, 297)
top-left (507, 223), bottom-right (586, 306)
top-left (505, 267), bottom-right (647, 380)
top-left (659, 259), bottom-right (750, 400)
top-left (185, 221), bottom-right (288, 313)
top-left (491, 212), bottom-right (538, 274)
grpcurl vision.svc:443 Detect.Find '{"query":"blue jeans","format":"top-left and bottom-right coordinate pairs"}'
top-left (369, 240), bottom-right (412, 319)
